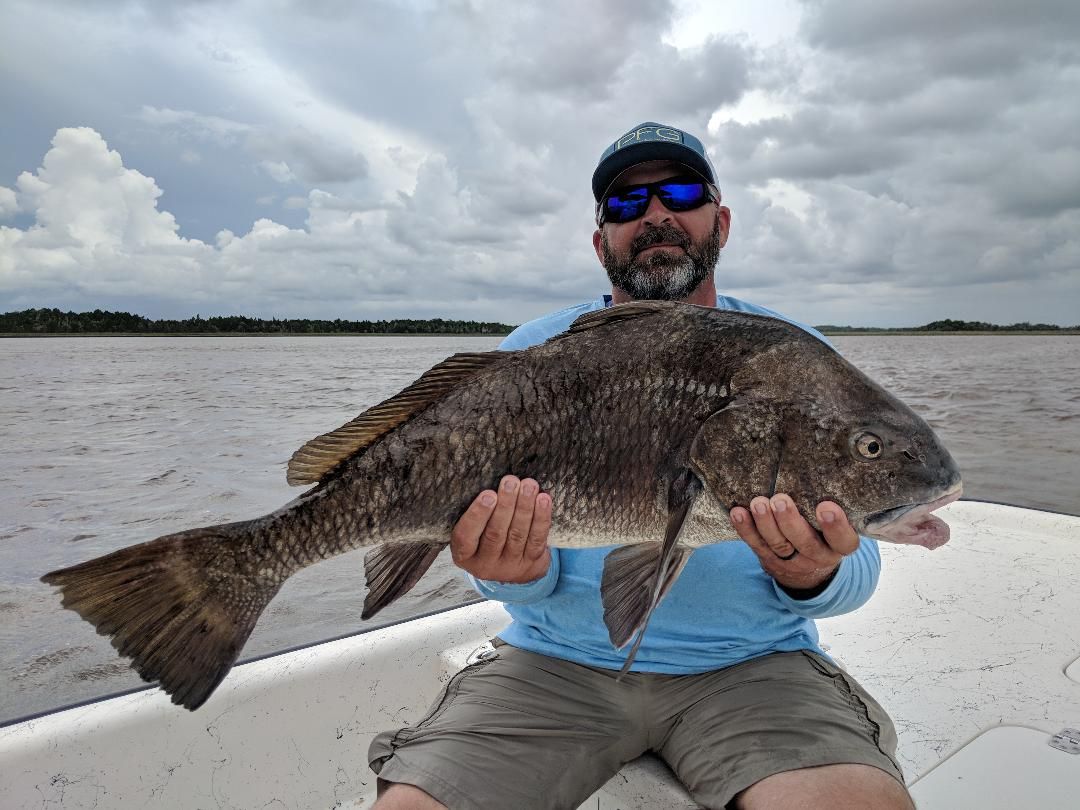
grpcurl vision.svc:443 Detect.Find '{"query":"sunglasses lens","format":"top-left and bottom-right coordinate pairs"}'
top-left (601, 180), bottom-right (711, 223)
top-left (659, 181), bottom-right (708, 210)
top-left (603, 188), bottom-right (650, 223)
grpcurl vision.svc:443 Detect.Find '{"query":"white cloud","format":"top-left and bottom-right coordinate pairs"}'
top-left (136, 105), bottom-right (251, 145)
top-left (0, 127), bottom-right (597, 321)
top-left (137, 105), bottom-right (374, 186)
top-left (13, 128), bottom-right (192, 252)
top-left (0, 128), bottom-right (212, 298)
top-left (668, 0), bottom-right (802, 49)
top-left (0, 186), bottom-right (16, 219)
top-left (261, 160), bottom-right (296, 184)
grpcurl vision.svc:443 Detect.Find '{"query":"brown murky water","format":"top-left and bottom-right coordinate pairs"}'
top-left (1, 334), bottom-right (1078, 722)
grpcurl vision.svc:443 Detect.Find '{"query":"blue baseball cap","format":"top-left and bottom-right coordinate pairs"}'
top-left (592, 122), bottom-right (717, 202)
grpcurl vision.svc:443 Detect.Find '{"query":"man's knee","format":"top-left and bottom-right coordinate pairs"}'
top-left (372, 781), bottom-right (448, 810)
top-left (733, 763), bottom-right (913, 810)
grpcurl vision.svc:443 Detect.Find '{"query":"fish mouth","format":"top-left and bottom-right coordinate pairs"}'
top-left (863, 482), bottom-right (963, 549)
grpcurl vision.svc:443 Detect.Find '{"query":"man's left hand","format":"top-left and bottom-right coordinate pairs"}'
top-left (730, 494), bottom-right (860, 593)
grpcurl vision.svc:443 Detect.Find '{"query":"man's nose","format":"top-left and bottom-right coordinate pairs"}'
top-left (640, 192), bottom-right (672, 225)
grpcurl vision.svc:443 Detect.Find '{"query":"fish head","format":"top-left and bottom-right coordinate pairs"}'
top-left (799, 413), bottom-right (961, 548)
top-left (691, 341), bottom-right (962, 549)
top-left (770, 356), bottom-right (964, 549)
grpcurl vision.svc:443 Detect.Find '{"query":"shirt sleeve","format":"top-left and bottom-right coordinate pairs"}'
top-left (466, 547), bottom-right (562, 604)
top-left (771, 537), bottom-right (881, 618)
top-left (497, 329), bottom-right (537, 351)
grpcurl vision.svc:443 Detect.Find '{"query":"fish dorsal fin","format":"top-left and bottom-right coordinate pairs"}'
top-left (557, 300), bottom-right (691, 339)
top-left (287, 351), bottom-right (508, 485)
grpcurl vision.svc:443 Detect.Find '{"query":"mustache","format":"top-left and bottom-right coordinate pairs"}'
top-left (631, 225), bottom-right (690, 256)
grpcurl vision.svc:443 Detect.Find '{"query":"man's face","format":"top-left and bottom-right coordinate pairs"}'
top-left (593, 161), bottom-right (730, 301)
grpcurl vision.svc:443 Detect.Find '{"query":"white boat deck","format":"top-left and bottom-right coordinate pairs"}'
top-left (2, 500), bottom-right (1079, 808)
top-left (820, 501), bottom-right (1080, 808)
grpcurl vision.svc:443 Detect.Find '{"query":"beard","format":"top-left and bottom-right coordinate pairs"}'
top-left (601, 217), bottom-right (721, 301)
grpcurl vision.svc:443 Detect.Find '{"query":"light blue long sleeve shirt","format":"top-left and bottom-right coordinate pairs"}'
top-left (470, 294), bottom-right (881, 673)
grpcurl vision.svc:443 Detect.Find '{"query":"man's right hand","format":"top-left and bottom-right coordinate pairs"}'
top-left (450, 475), bottom-right (552, 583)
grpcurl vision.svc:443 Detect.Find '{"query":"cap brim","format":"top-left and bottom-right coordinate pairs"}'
top-left (592, 142), bottom-right (715, 201)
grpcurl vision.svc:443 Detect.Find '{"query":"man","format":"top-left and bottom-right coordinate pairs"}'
top-left (369, 123), bottom-right (913, 810)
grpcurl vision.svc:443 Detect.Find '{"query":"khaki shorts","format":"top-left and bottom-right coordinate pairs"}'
top-left (368, 643), bottom-right (904, 810)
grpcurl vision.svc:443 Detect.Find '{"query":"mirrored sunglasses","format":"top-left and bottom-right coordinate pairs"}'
top-left (598, 177), bottom-right (719, 225)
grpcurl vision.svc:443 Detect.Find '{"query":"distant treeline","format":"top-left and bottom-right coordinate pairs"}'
top-left (2, 309), bottom-right (1075, 336)
top-left (816, 318), bottom-right (1079, 333)
top-left (0, 308), bottom-right (516, 335)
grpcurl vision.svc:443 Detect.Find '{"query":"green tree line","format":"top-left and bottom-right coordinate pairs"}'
top-left (3, 308), bottom-right (1074, 336)
top-left (0, 308), bottom-right (516, 335)
top-left (816, 318), bottom-right (1079, 333)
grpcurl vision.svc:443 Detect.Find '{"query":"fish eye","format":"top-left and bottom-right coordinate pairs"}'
top-left (855, 432), bottom-right (884, 460)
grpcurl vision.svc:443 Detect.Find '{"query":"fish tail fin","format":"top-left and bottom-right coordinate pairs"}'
top-left (41, 520), bottom-right (280, 711)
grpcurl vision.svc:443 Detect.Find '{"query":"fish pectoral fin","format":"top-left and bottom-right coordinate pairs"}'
top-left (689, 400), bottom-right (784, 507)
top-left (362, 542), bottom-right (445, 620)
top-left (601, 469), bottom-right (701, 673)
top-left (287, 351), bottom-right (508, 486)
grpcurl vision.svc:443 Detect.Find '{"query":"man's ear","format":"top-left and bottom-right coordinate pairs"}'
top-left (716, 206), bottom-right (731, 249)
top-left (592, 229), bottom-right (605, 264)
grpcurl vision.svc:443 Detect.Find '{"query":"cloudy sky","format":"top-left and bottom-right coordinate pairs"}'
top-left (1, 0), bottom-right (1078, 327)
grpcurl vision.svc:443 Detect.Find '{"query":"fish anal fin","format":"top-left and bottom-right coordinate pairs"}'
top-left (361, 542), bottom-right (445, 620)
top-left (287, 351), bottom-right (508, 486)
